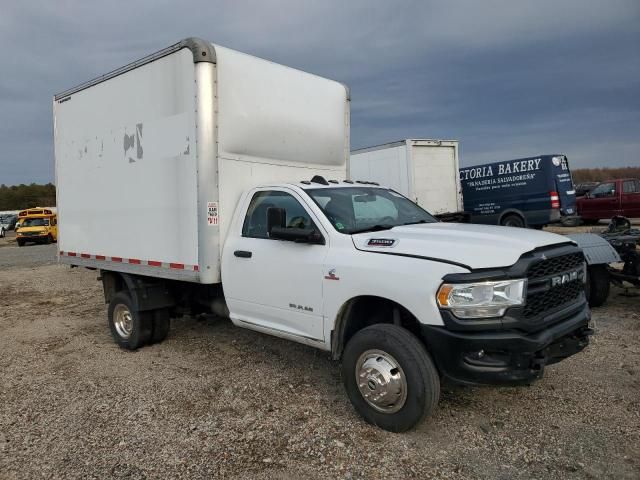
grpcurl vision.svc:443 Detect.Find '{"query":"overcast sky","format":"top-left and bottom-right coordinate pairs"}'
top-left (1, 0), bottom-right (638, 185)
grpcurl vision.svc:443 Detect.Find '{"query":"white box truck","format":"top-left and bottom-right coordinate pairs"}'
top-left (350, 139), bottom-right (467, 221)
top-left (55, 38), bottom-right (592, 432)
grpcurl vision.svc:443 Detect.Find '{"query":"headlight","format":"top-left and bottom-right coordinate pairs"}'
top-left (437, 279), bottom-right (526, 319)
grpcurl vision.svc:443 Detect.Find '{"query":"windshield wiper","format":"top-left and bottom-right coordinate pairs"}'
top-left (349, 224), bottom-right (395, 234)
top-left (403, 219), bottom-right (429, 226)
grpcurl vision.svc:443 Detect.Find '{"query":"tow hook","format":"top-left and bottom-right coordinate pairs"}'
top-left (531, 355), bottom-right (547, 371)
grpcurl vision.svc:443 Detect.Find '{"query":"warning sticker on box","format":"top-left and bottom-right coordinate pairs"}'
top-left (207, 202), bottom-right (219, 226)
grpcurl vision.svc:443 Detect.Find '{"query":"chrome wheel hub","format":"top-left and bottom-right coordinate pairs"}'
top-left (355, 349), bottom-right (407, 413)
top-left (113, 304), bottom-right (133, 339)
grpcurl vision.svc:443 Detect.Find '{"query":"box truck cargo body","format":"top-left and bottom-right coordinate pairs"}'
top-left (54, 39), bottom-right (592, 433)
top-left (349, 140), bottom-right (465, 220)
top-left (54, 39), bottom-right (349, 284)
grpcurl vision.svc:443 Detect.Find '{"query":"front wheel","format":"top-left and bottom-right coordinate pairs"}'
top-left (149, 308), bottom-right (170, 344)
top-left (341, 324), bottom-right (440, 432)
top-left (17, 239), bottom-right (24, 247)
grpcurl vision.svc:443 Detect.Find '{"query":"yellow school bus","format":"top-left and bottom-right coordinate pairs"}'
top-left (15, 207), bottom-right (58, 247)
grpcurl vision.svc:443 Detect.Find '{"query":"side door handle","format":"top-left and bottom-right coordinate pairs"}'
top-left (234, 250), bottom-right (252, 258)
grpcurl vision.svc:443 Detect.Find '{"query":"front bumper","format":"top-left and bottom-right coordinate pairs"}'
top-left (421, 301), bottom-right (592, 386)
top-left (17, 234), bottom-right (48, 242)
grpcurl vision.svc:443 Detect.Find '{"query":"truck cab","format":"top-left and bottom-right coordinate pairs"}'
top-left (15, 208), bottom-right (58, 247)
top-left (577, 178), bottom-right (640, 223)
top-left (220, 177), bottom-right (591, 431)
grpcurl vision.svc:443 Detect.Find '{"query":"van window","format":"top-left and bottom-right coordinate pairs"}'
top-left (590, 182), bottom-right (616, 198)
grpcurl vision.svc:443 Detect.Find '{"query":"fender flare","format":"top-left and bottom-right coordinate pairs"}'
top-left (330, 295), bottom-right (422, 360)
top-left (498, 208), bottom-right (526, 226)
top-left (100, 270), bottom-right (175, 312)
top-left (566, 233), bottom-right (621, 265)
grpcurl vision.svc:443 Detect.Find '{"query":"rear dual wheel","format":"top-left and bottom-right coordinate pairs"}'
top-left (108, 292), bottom-right (170, 350)
top-left (501, 214), bottom-right (525, 228)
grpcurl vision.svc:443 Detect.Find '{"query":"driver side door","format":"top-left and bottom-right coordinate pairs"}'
top-left (222, 188), bottom-right (328, 341)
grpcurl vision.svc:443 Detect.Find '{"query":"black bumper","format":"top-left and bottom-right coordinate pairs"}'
top-left (17, 235), bottom-right (48, 243)
top-left (421, 302), bottom-right (592, 386)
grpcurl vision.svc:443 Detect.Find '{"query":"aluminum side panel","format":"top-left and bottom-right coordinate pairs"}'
top-left (54, 49), bottom-right (199, 269)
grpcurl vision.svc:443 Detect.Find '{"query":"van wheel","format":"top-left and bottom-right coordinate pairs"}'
top-left (585, 265), bottom-right (610, 307)
top-left (341, 324), bottom-right (440, 432)
top-left (150, 308), bottom-right (170, 344)
top-left (108, 292), bottom-right (152, 350)
top-left (501, 214), bottom-right (525, 228)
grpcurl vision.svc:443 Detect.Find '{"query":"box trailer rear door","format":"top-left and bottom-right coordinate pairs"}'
top-left (411, 143), bottom-right (460, 215)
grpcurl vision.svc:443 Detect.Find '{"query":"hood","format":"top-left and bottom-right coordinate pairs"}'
top-left (352, 223), bottom-right (573, 270)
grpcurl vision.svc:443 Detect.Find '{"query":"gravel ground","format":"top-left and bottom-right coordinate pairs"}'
top-left (0, 236), bottom-right (639, 479)
top-left (0, 232), bottom-right (57, 268)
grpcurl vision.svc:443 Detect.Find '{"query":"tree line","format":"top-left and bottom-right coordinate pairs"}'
top-left (0, 184), bottom-right (56, 211)
top-left (572, 166), bottom-right (640, 183)
top-left (1, 168), bottom-right (638, 210)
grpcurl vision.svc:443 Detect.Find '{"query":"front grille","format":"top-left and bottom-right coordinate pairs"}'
top-left (527, 252), bottom-right (583, 279)
top-left (524, 280), bottom-right (583, 318)
top-left (524, 252), bottom-right (585, 319)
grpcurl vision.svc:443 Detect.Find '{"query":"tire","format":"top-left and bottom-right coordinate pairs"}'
top-left (150, 308), bottom-right (170, 344)
top-left (107, 291), bottom-right (153, 350)
top-left (17, 239), bottom-right (24, 247)
top-left (45, 235), bottom-right (52, 244)
top-left (585, 265), bottom-right (610, 308)
top-left (341, 324), bottom-right (440, 432)
top-left (500, 214), bottom-right (525, 228)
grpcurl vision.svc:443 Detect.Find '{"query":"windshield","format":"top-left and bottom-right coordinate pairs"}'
top-left (21, 218), bottom-right (49, 227)
top-left (306, 187), bottom-right (437, 234)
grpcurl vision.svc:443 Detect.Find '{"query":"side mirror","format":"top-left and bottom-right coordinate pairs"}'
top-left (270, 226), bottom-right (325, 245)
top-left (267, 207), bottom-right (286, 234)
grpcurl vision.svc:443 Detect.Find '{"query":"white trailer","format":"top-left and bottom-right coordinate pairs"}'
top-left (55, 39), bottom-right (592, 433)
top-left (350, 139), bottom-right (465, 220)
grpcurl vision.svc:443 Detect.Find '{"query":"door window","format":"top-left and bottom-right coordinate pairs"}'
top-left (242, 191), bottom-right (318, 239)
top-left (623, 180), bottom-right (640, 194)
top-left (590, 182), bottom-right (616, 198)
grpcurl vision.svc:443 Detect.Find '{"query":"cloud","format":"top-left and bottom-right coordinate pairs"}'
top-left (0, 0), bottom-right (638, 184)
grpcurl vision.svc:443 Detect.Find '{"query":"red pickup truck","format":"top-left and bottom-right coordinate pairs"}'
top-left (577, 178), bottom-right (640, 223)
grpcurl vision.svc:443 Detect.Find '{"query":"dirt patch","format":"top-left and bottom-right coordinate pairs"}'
top-left (0, 261), bottom-right (638, 479)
